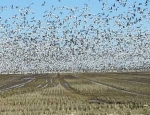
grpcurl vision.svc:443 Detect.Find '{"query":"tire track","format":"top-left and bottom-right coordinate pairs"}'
top-left (81, 77), bottom-right (149, 97)
top-left (107, 74), bottom-right (150, 85)
top-left (0, 78), bottom-right (34, 92)
top-left (0, 76), bottom-right (35, 93)
top-left (58, 74), bottom-right (124, 104)
top-left (35, 74), bottom-right (58, 89)
top-left (73, 74), bottom-right (149, 96)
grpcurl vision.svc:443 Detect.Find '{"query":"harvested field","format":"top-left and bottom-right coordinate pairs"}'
top-left (0, 72), bottom-right (150, 115)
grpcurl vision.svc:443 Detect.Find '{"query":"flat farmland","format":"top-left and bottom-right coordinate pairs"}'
top-left (0, 72), bottom-right (150, 115)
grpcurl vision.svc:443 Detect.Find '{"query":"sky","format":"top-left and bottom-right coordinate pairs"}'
top-left (0, 0), bottom-right (149, 46)
top-left (0, 0), bottom-right (150, 72)
top-left (0, 0), bottom-right (147, 19)
top-left (0, 0), bottom-right (149, 31)
top-left (0, 0), bottom-right (149, 50)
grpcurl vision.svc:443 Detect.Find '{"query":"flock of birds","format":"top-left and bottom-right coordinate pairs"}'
top-left (0, 0), bottom-right (150, 74)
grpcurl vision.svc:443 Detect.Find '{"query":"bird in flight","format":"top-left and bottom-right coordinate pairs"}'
top-left (42, 1), bottom-right (46, 6)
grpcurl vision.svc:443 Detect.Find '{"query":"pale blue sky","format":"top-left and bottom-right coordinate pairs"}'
top-left (0, 0), bottom-right (149, 34)
top-left (0, 0), bottom-right (147, 20)
top-left (0, 0), bottom-right (149, 49)
top-left (1, 0), bottom-right (149, 31)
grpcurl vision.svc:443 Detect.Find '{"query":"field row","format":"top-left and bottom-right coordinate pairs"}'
top-left (0, 73), bottom-right (150, 115)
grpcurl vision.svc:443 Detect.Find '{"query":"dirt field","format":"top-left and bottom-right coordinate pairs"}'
top-left (0, 72), bottom-right (150, 115)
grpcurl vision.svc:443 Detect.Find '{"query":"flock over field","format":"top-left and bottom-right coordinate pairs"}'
top-left (0, 1), bottom-right (150, 114)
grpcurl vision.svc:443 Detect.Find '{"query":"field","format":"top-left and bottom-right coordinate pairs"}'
top-left (0, 72), bottom-right (150, 115)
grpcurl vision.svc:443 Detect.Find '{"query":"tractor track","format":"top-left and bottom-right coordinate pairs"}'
top-left (81, 77), bottom-right (149, 97)
top-left (58, 73), bottom-right (125, 104)
top-left (0, 74), bottom-right (57, 93)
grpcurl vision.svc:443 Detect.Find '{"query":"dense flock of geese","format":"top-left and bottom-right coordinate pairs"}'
top-left (0, 0), bottom-right (150, 74)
